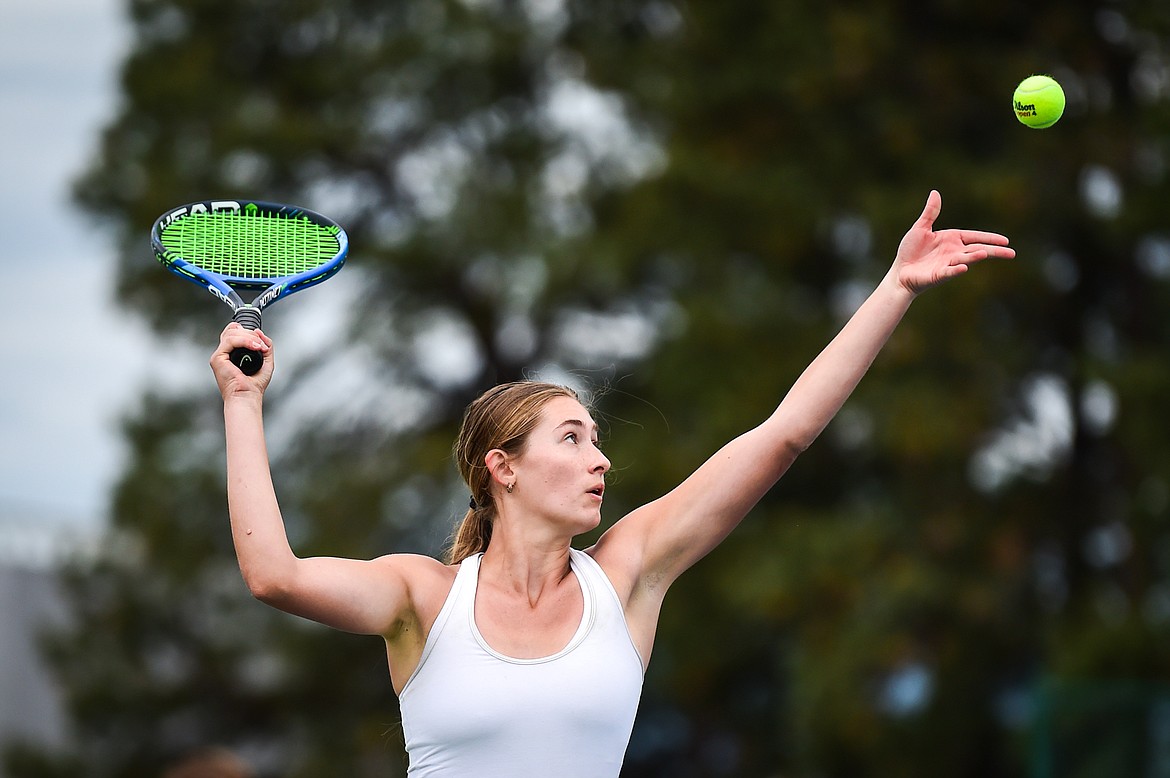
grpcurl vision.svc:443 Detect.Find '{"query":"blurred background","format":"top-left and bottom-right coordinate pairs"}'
top-left (3, 0), bottom-right (1170, 776)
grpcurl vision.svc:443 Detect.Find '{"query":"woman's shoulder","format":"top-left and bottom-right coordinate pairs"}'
top-left (378, 553), bottom-right (463, 634)
top-left (377, 552), bottom-right (461, 586)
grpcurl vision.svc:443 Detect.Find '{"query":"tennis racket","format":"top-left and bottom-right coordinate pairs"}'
top-left (151, 199), bottom-right (349, 375)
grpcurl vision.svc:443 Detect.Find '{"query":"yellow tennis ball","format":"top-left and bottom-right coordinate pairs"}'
top-left (1013, 75), bottom-right (1066, 129)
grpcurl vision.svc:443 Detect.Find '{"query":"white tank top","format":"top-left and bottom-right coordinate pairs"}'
top-left (399, 548), bottom-right (645, 777)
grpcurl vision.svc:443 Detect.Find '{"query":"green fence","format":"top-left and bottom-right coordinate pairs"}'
top-left (1032, 679), bottom-right (1170, 778)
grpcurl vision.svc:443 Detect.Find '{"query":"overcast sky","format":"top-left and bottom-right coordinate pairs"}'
top-left (0, 1), bottom-right (158, 529)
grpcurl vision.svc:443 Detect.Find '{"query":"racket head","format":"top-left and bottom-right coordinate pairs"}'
top-left (151, 199), bottom-right (349, 310)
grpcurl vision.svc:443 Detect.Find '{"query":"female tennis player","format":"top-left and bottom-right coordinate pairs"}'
top-left (211, 190), bottom-right (1012, 776)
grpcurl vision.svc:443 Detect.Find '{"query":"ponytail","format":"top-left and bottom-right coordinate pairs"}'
top-left (446, 506), bottom-right (494, 564)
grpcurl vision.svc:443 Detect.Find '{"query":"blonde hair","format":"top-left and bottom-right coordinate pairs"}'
top-left (447, 381), bottom-right (581, 564)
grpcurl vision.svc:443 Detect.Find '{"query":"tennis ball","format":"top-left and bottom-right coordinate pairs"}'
top-left (1013, 75), bottom-right (1065, 129)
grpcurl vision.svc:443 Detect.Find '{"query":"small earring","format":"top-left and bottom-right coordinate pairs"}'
top-left (506, 482), bottom-right (514, 494)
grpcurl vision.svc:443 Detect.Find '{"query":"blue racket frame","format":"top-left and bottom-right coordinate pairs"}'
top-left (151, 199), bottom-right (350, 374)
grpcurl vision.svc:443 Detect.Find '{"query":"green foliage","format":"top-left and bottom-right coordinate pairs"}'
top-left (9, 0), bottom-right (1170, 776)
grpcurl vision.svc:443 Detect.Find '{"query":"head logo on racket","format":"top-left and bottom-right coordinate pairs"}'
top-left (151, 199), bottom-right (349, 375)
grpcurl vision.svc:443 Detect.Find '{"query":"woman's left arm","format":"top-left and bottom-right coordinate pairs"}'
top-left (593, 191), bottom-right (1014, 599)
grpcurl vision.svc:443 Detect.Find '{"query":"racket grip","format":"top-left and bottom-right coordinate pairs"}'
top-left (229, 306), bottom-right (264, 376)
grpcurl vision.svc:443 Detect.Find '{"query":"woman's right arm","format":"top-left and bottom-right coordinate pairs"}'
top-left (212, 324), bottom-right (446, 639)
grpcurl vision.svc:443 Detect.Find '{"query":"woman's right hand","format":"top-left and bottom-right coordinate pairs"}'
top-left (211, 323), bottom-right (274, 400)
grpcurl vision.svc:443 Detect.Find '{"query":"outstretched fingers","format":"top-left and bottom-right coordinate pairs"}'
top-left (897, 191), bottom-right (1014, 294)
top-left (958, 228), bottom-right (1013, 248)
top-left (947, 228), bottom-right (1015, 268)
top-left (961, 241), bottom-right (1015, 264)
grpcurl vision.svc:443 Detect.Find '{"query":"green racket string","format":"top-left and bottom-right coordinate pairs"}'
top-left (159, 208), bottom-right (341, 280)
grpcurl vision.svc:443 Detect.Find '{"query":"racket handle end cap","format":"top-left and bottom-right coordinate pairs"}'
top-left (230, 347), bottom-right (264, 376)
top-left (230, 306), bottom-right (263, 375)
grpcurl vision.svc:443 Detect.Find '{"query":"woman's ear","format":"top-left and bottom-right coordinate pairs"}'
top-left (484, 449), bottom-right (514, 488)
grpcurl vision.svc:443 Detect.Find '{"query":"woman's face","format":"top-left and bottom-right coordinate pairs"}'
top-left (508, 395), bottom-right (611, 533)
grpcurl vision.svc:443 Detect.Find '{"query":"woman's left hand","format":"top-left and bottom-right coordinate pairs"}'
top-left (893, 190), bottom-right (1015, 295)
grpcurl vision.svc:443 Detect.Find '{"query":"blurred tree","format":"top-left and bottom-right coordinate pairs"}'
top-left (7, 0), bottom-right (1170, 776)
top-left (576, 1), bottom-right (1170, 775)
